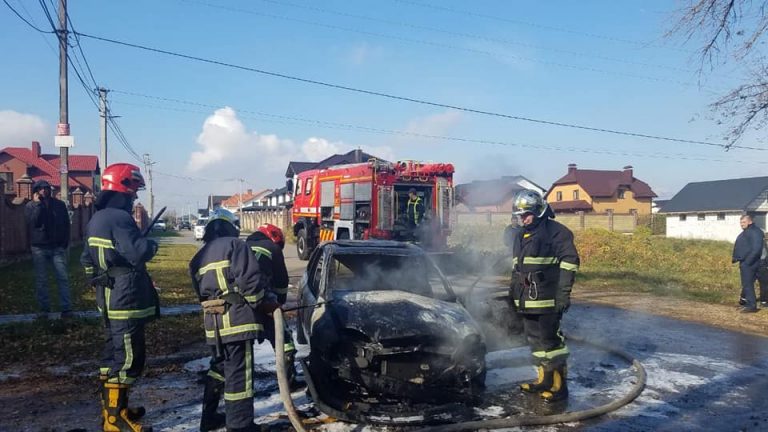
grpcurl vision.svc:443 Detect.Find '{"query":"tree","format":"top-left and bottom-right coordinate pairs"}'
top-left (669, 0), bottom-right (768, 147)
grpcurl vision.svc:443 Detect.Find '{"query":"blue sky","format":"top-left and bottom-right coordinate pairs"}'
top-left (1, 0), bottom-right (761, 213)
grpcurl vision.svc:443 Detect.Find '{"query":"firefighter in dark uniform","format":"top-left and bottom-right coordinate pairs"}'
top-left (245, 223), bottom-right (304, 390)
top-left (406, 188), bottom-right (424, 229)
top-left (81, 163), bottom-right (158, 431)
top-left (190, 209), bottom-right (277, 432)
top-left (510, 190), bottom-right (579, 403)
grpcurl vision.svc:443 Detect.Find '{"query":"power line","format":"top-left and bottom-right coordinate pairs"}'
top-left (2, 0), bottom-right (51, 32)
top-left (76, 31), bottom-right (761, 152)
top-left (108, 90), bottom-right (768, 165)
top-left (178, 0), bottom-right (699, 89)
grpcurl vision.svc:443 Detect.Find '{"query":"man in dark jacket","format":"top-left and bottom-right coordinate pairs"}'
top-left (245, 223), bottom-right (304, 390)
top-left (81, 163), bottom-right (158, 431)
top-left (191, 209), bottom-right (276, 432)
top-left (732, 214), bottom-right (765, 313)
top-left (25, 180), bottom-right (71, 318)
top-left (510, 190), bottom-right (579, 403)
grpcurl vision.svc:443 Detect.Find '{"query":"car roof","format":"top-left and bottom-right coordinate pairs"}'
top-left (322, 240), bottom-right (425, 255)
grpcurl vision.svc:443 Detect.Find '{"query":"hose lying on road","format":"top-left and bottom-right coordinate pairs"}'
top-left (417, 335), bottom-right (647, 432)
top-left (274, 309), bottom-right (308, 432)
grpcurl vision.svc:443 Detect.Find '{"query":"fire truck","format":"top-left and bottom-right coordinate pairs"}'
top-left (290, 159), bottom-right (455, 260)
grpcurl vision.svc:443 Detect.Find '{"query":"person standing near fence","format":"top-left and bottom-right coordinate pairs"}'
top-left (24, 179), bottom-right (72, 319)
top-left (732, 214), bottom-right (765, 313)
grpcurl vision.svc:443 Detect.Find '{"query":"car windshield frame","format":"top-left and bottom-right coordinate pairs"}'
top-left (321, 248), bottom-right (455, 300)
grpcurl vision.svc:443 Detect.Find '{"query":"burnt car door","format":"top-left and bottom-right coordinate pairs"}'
top-left (298, 246), bottom-right (324, 343)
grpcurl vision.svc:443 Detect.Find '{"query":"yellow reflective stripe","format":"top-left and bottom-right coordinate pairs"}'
top-left (215, 269), bottom-right (228, 293)
top-left (511, 257), bottom-right (518, 266)
top-left (198, 260), bottom-right (230, 276)
top-left (105, 286), bottom-right (111, 313)
top-left (206, 323), bottom-right (263, 338)
top-left (207, 369), bottom-right (225, 382)
top-left (119, 333), bottom-right (133, 384)
top-left (532, 346), bottom-right (570, 360)
top-left (88, 237), bottom-right (115, 248)
top-left (523, 256), bottom-right (558, 265)
top-left (560, 261), bottom-right (579, 271)
top-left (98, 248), bottom-right (106, 271)
top-left (243, 291), bottom-right (265, 303)
top-left (107, 306), bottom-right (157, 320)
top-left (84, 266), bottom-right (94, 275)
top-left (99, 367), bottom-right (110, 375)
top-left (284, 342), bottom-right (296, 352)
top-left (514, 300), bottom-right (520, 306)
top-left (225, 343), bottom-right (253, 401)
top-left (250, 246), bottom-right (272, 259)
top-left (525, 299), bottom-right (556, 308)
top-left (273, 286), bottom-right (288, 295)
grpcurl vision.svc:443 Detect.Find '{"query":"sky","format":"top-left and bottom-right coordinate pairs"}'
top-left (0, 0), bottom-right (763, 214)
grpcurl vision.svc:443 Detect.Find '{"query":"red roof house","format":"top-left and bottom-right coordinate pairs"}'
top-left (0, 141), bottom-right (100, 195)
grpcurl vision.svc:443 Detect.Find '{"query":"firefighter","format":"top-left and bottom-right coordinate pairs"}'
top-left (190, 208), bottom-right (277, 432)
top-left (510, 189), bottom-right (579, 403)
top-left (81, 163), bottom-right (159, 431)
top-left (245, 223), bottom-right (305, 390)
top-left (406, 188), bottom-right (424, 229)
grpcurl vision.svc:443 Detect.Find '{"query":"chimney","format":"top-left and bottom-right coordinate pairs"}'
top-left (567, 163), bottom-right (577, 175)
top-left (354, 148), bottom-right (362, 163)
top-left (247, 189), bottom-right (252, 195)
top-left (622, 165), bottom-right (633, 184)
top-left (31, 141), bottom-right (41, 159)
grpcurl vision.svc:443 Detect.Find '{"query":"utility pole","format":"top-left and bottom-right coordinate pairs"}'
top-left (57, 0), bottom-right (70, 205)
top-left (98, 87), bottom-right (109, 170)
top-left (238, 178), bottom-right (245, 215)
top-left (142, 154), bottom-right (155, 217)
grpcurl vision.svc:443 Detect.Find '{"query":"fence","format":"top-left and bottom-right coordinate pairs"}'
top-left (239, 208), bottom-right (292, 234)
top-left (454, 210), bottom-right (638, 233)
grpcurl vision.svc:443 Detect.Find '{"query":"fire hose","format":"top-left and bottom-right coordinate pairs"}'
top-left (274, 309), bottom-right (308, 432)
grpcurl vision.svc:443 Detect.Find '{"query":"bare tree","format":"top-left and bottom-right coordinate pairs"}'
top-left (669, 0), bottom-right (768, 147)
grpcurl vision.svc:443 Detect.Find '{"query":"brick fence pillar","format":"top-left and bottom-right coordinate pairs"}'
top-left (84, 191), bottom-right (94, 207)
top-left (577, 211), bottom-right (585, 230)
top-left (607, 209), bottom-right (614, 232)
top-left (16, 174), bottom-right (33, 201)
top-left (72, 187), bottom-right (84, 207)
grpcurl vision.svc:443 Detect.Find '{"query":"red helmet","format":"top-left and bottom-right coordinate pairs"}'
top-left (258, 223), bottom-right (285, 249)
top-left (102, 163), bottom-right (145, 195)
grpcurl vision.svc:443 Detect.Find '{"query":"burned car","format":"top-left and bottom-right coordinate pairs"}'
top-left (296, 240), bottom-right (486, 424)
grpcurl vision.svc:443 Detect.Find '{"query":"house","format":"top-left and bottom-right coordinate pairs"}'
top-left (220, 189), bottom-right (272, 213)
top-left (454, 176), bottom-right (546, 212)
top-left (0, 141), bottom-right (100, 195)
top-left (265, 186), bottom-right (292, 208)
top-left (661, 176), bottom-right (768, 242)
top-left (205, 194), bottom-right (230, 211)
top-left (284, 149), bottom-right (382, 179)
top-left (545, 164), bottom-right (656, 214)
top-left (652, 199), bottom-right (669, 214)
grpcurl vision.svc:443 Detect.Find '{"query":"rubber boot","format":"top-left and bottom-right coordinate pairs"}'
top-left (540, 364), bottom-right (569, 403)
top-left (520, 365), bottom-right (552, 394)
top-left (200, 376), bottom-right (226, 432)
top-left (285, 351), bottom-right (306, 392)
top-left (100, 374), bottom-right (146, 421)
top-left (102, 382), bottom-right (152, 432)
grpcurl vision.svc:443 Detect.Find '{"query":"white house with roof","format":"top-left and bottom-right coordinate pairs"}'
top-left (661, 176), bottom-right (768, 242)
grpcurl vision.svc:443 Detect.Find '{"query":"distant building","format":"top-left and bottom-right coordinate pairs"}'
top-left (205, 194), bottom-right (230, 211)
top-left (454, 176), bottom-right (545, 212)
top-left (546, 164), bottom-right (656, 214)
top-left (661, 176), bottom-right (768, 242)
top-left (0, 141), bottom-right (100, 195)
top-left (220, 189), bottom-right (272, 213)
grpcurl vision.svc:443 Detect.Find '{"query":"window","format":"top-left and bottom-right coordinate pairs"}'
top-left (573, 190), bottom-right (579, 200)
top-left (717, 213), bottom-right (726, 221)
top-left (295, 179), bottom-right (302, 197)
top-left (618, 189), bottom-right (625, 199)
top-left (698, 214), bottom-right (706, 221)
top-left (556, 191), bottom-right (562, 201)
top-left (679, 215), bottom-right (687, 221)
top-left (0, 172), bottom-right (12, 193)
top-left (304, 178), bottom-right (313, 196)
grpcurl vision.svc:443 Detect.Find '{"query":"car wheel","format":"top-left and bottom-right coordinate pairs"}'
top-left (297, 228), bottom-right (311, 261)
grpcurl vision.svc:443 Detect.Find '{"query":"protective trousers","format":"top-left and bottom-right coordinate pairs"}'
top-left (521, 312), bottom-right (569, 367)
top-left (219, 340), bottom-right (254, 430)
top-left (262, 314), bottom-right (296, 356)
top-left (740, 264), bottom-right (759, 309)
top-left (100, 318), bottom-right (146, 384)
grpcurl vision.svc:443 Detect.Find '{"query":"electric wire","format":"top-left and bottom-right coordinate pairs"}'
top-left (2, 0), bottom-right (50, 32)
top-left (74, 31), bottom-right (759, 152)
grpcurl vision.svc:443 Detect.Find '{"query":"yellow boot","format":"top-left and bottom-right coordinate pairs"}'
top-left (102, 382), bottom-right (152, 432)
top-left (520, 365), bottom-right (552, 393)
top-left (540, 364), bottom-right (569, 403)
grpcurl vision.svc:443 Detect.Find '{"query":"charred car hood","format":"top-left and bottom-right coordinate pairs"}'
top-left (326, 290), bottom-right (482, 344)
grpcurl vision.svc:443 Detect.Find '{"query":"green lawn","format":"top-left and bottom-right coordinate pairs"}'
top-left (0, 243), bottom-right (200, 315)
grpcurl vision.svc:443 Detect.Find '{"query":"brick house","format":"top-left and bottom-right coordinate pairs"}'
top-left (0, 141), bottom-right (100, 195)
top-left (545, 164), bottom-right (657, 214)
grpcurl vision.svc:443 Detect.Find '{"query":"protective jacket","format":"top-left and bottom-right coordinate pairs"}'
top-left (245, 231), bottom-right (289, 304)
top-left (511, 217), bottom-right (579, 314)
top-left (81, 193), bottom-right (159, 322)
top-left (25, 198), bottom-right (70, 248)
top-left (733, 224), bottom-right (765, 268)
top-left (189, 236), bottom-right (271, 345)
top-left (406, 197), bottom-right (424, 226)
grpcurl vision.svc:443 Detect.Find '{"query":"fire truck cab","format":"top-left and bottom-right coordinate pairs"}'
top-left (290, 159), bottom-right (454, 260)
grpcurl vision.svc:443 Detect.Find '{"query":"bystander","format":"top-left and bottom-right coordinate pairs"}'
top-left (732, 214), bottom-right (764, 313)
top-left (24, 180), bottom-right (71, 319)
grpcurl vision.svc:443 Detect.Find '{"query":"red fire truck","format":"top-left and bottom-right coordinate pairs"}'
top-left (290, 159), bottom-right (455, 260)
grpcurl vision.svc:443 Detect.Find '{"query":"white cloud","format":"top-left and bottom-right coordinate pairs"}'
top-left (405, 110), bottom-right (462, 136)
top-left (301, 137), bottom-right (341, 161)
top-left (0, 110), bottom-right (48, 147)
top-left (348, 42), bottom-right (380, 65)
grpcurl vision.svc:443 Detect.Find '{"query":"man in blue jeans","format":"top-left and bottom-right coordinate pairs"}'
top-left (24, 180), bottom-right (71, 318)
